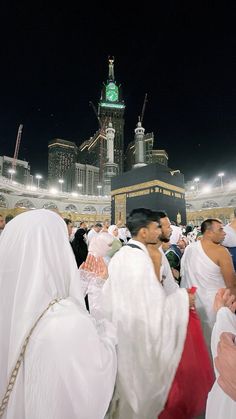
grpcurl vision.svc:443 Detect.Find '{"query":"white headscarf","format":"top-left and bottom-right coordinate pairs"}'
top-left (169, 225), bottom-right (182, 244)
top-left (0, 209), bottom-right (85, 411)
top-left (108, 224), bottom-right (118, 236)
top-left (88, 232), bottom-right (114, 257)
top-left (118, 227), bottom-right (130, 244)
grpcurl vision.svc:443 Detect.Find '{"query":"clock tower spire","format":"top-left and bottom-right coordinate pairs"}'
top-left (108, 56), bottom-right (115, 81)
top-left (98, 57), bottom-right (125, 173)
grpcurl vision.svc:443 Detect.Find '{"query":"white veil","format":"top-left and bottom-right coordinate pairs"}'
top-left (0, 209), bottom-right (85, 410)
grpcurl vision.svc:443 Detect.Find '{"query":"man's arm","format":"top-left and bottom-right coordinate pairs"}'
top-left (218, 247), bottom-right (236, 291)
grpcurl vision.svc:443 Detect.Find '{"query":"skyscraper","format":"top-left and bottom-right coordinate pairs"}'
top-left (48, 138), bottom-right (78, 185)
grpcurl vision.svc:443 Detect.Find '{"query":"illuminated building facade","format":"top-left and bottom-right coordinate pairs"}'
top-left (48, 138), bottom-right (78, 185)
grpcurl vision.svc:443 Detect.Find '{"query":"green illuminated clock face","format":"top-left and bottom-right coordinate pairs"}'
top-left (106, 82), bottom-right (118, 102)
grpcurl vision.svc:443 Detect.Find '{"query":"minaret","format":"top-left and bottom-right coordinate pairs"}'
top-left (103, 121), bottom-right (118, 195)
top-left (133, 117), bottom-right (146, 168)
top-left (106, 121), bottom-right (115, 164)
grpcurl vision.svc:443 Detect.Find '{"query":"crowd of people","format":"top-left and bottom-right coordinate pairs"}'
top-left (0, 208), bottom-right (236, 418)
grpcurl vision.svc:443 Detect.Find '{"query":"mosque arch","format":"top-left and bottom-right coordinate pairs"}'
top-left (0, 194), bottom-right (8, 208)
top-left (15, 199), bottom-right (35, 209)
top-left (201, 200), bottom-right (219, 209)
top-left (82, 205), bottom-right (97, 214)
top-left (102, 206), bottom-right (111, 214)
top-left (228, 197), bottom-right (236, 207)
top-left (65, 204), bottom-right (78, 213)
top-left (186, 202), bottom-right (195, 211)
top-left (43, 202), bottom-right (58, 210)
top-left (219, 213), bottom-right (228, 224)
top-left (196, 216), bottom-right (204, 226)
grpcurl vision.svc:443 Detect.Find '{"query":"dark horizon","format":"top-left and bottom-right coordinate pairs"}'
top-left (1, 2), bottom-right (236, 184)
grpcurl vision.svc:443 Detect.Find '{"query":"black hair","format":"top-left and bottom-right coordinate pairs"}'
top-left (185, 225), bottom-right (193, 235)
top-left (201, 218), bottom-right (222, 234)
top-left (64, 218), bottom-right (72, 225)
top-left (126, 208), bottom-right (167, 237)
top-left (95, 222), bottom-right (102, 227)
top-left (74, 228), bottom-right (87, 239)
top-left (5, 214), bottom-right (14, 223)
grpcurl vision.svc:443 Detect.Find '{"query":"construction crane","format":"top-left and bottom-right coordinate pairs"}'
top-left (89, 101), bottom-right (108, 182)
top-left (12, 124), bottom-right (23, 170)
top-left (89, 101), bottom-right (102, 129)
top-left (140, 93), bottom-right (148, 124)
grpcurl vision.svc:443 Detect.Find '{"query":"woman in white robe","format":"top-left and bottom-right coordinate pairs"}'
top-left (107, 225), bottom-right (123, 258)
top-left (0, 209), bottom-right (117, 419)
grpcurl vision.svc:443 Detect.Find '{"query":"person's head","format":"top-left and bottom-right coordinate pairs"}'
top-left (0, 214), bottom-right (5, 231)
top-left (0, 209), bottom-right (85, 394)
top-left (64, 218), bottom-right (73, 237)
top-left (88, 232), bottom-right (114, 257)
top-left (0, 210), bottom-right (83, 299)
top-left (102, 219), bottom-right (110, 232)
top-left (108, 224), bottom-right (119, 237)
top-left (156, 211), bottom-right (172, 243)
top-left (79, 221), bottom-right (87, 230)
top-left (74, 228), bottom-right (87, 241)
top-left (126, 208), bottom-right (161, 245)
top-left (185, 225), bottom-right (193, 235)
top-left (201, 218), bottom-right (225, 244)
top-left (169, 225), bottom-right (182, 245)
top-left (94, 222), bottom-right (102, 233)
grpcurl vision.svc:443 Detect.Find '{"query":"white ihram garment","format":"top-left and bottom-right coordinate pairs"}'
top-left (87, 228), bottom-right (99, 245)
top-left (99, 239), bottom-right (189, 419)
top-left (223, 224), bottom-right (236, 247)
top-left (0, 209), bottom-right (117, 419)
top-left (206, 307), bottom-right (236, 418)
top-left (159, 246), bottom-right (179, 294)
top-left (181, 241), bottom-right (225, 346)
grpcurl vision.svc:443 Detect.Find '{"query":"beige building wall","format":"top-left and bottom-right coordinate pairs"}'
top-left (187, 207), bottom-right (234, 226)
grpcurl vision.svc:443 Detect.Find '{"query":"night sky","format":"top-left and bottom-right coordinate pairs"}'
top-left (1, 2), bottom-right (236, 184)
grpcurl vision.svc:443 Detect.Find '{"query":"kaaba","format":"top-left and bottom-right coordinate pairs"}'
top-left (111, 163), bottom-right (186, 225)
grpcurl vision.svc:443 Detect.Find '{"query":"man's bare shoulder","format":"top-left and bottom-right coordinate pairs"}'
top-left (217, 244), bottom-right (231, 258)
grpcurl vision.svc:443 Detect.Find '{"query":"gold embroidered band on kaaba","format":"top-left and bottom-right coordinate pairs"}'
top-left (111, 179), bottom-right (185, 196)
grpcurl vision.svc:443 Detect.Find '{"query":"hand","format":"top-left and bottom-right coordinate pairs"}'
top-left (186, 287), bottom-right (196, 308)
top-left (171, 268), bottom-right (180, 280)
top-left (215, 332), bottom-right (236, 401)
top-left (187, 291), bottom-right (195, 308)
top-left (214, 288), bottom-right (236, 313)
top-left (80, 254), bottom-right (96, 273)
top-left (93, 256), bottom-right (108, 280)
top-left (80, 254), bottom-right (108, 280)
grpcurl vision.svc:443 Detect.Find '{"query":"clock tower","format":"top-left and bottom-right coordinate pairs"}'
top-left (98, 58), bottom-right (125, 173)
